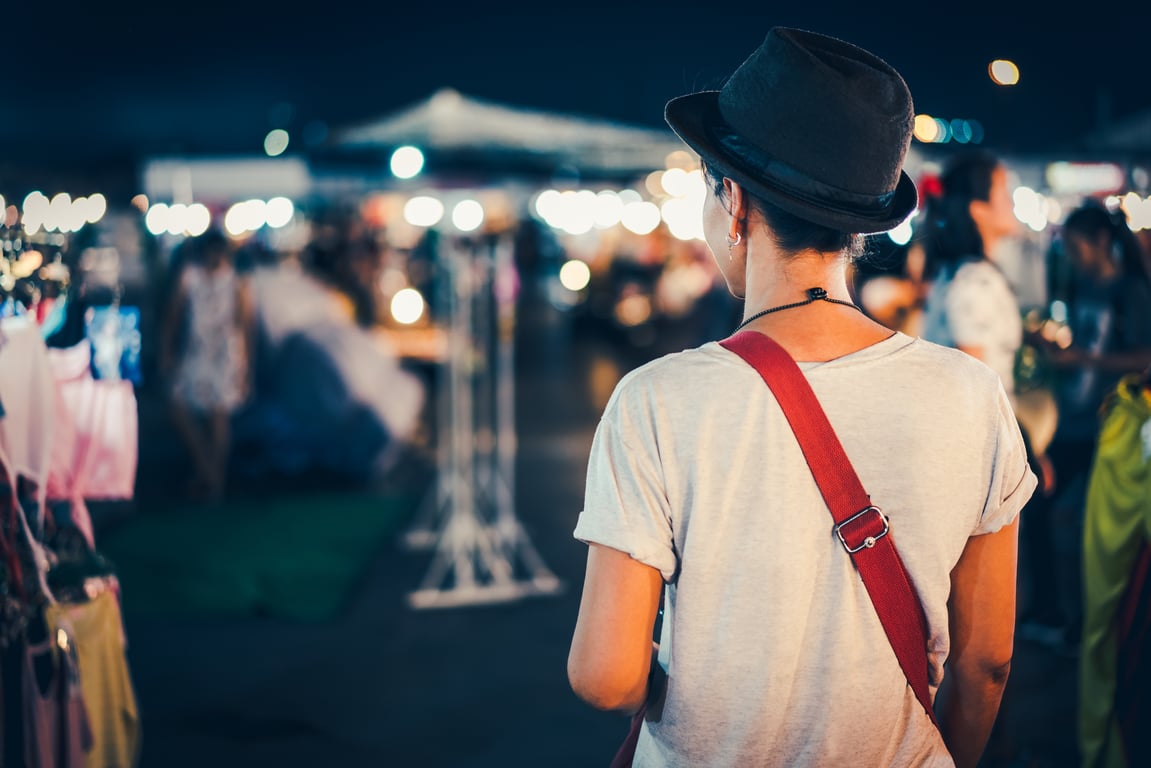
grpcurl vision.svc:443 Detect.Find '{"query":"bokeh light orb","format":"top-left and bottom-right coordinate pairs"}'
top-left (264, 129), bottom-right (290, 157)
top-left (390, 288), bottom-right (426, 325)
top-left (265, 197), bottom-right (294, 228)
top-left (451, 199), bottom-right (484, 232)
top-left (390, 146), bottom-right (425, 179)
top-left (403, 196), bottom-right (444, 227)
top-left (559, 259), bottom-right (592, 292)
top-left (989, 60), bottom-right (1020, 86)
top-left (913, 114), bottom-right (940, 143)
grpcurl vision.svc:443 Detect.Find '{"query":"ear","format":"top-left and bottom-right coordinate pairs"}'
top-left (724, 178), bottom-right (748, 236)
top-left (967, 197), bottom-right (990, 230)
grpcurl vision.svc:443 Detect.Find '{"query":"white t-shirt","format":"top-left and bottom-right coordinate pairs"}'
top-left (574, 333), bottom-right (1036, 767)
top-left (920, 259), bottom-right (1023, 396)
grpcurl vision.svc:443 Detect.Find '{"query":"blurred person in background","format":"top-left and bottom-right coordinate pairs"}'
top-left (569, 28), bottom-right (1034, 767)
top-left (1044, 201), bottom-right (1151, 452)
top-left (1077, 362), bottom-right (1151, 768)
top-left (850, 236), bottom-right (928, 336)
top-left (916, 150), bottom-right (1063, 647)
top-left (1036, 202), bottom-right (1151, 652)
top-left (919, 149), bottom-right (1024, 399)
top-left (161, 228), bottom-right (255, 502)
top-left (304, 213), bottom-right (382, 328)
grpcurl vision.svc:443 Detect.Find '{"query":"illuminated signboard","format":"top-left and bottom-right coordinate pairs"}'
top-left (1045, 162), bottom-right (1126, 195)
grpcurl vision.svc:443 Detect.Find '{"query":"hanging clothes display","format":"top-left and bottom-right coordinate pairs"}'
top-left (45, 589), bottom-right (140, 768)
top-left (47, 342), bottom-right (138, 504)
top-left (0, 447), bottom-right (91, 768)
top-left (1079, 371), bottom-right (1151, 768)
top-left (0, 322), bottom-right (56, 607)
top-left (0, 315), bottom-right (55, 535)
top-left (1, 225), bottom-right (141, 768)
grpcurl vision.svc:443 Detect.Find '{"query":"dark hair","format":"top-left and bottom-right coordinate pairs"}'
top-left (919, 148), bottom-right (1001, 279)
top-left (304, 226), bottom-right (381, 327)
top-left (194, 227), bottom-right (229, 255)
top-left (702, 163), bottom-right (864, 260)
top-left (1061, 201), bottom-right (1147, 280)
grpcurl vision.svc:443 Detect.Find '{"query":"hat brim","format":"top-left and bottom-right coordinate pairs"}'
top-left (665, 91), bottom-right (917, 234)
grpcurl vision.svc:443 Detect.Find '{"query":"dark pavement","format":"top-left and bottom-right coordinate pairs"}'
top-left (99, 287), bottom-right (1081, 768)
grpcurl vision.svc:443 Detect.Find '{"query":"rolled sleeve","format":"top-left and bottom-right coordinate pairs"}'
top-left (975, 383), bottom-right (1038, 535)
top-left (574, 404), bottom-right (677, 582)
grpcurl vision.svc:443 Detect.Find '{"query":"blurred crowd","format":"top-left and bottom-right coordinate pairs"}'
top-left (149, 213), bottom-right (428, 502)
top-left (849, 149), bottom-right (1150, 765)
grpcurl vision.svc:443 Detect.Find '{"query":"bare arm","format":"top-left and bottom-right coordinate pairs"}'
top-left (236, 277), bottom-right (256, 351)
top-left (236, 276), bottom-right (255, 332)
top-left (939, 518), bottom-right (1019, 768)
top-left (568, 543), bottom-right (663, 713)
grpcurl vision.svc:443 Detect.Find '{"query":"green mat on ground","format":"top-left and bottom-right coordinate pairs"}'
top-left (97, 493), bottom-right (417, 621)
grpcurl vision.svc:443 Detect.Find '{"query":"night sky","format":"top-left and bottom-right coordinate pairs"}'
top-left (3, 1), bottom-right (1150, 180)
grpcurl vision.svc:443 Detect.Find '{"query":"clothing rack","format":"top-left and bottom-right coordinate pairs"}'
top-left (0, 224), bottom-right (141, 768)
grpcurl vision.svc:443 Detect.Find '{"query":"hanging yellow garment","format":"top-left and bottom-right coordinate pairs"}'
top-left (1079, 374), bottom-right (1151, 768)
top-left (46, 586), bottom-right (141, 768)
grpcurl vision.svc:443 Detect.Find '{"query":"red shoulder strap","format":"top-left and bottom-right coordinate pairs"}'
top-left (719, 330), bottom-right (938, 728)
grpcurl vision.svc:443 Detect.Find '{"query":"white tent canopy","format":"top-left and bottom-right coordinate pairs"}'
top-left (331, 88), bottom-right (690, 177)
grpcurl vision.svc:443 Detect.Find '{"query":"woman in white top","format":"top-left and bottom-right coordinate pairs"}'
top-left (918, 151), bottom-right (1063, 633)
top-left (162, 228), bottom-right (254, 501)
top-left (568, 28), bottom-right (1035, 767)
top-left (918, 149), bottom-right (1024, 395)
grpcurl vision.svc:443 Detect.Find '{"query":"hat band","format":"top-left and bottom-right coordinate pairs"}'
top-left (707, 120), bottom-right (897, 219)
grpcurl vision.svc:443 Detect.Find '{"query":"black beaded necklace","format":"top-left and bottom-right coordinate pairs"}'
top-left (733, 287), bottom-right (863, 333)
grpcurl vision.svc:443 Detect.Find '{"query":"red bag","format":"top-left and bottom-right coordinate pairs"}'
top-left (610, 706), bottom-right (645, 768)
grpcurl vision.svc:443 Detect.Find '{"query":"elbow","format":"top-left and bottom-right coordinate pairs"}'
top-left (982, 657), bottom-right (1012, 687)
top-left (567, 657), bottom-right (646, 713)
top-left (953, 653), bottom-right (1013, 690)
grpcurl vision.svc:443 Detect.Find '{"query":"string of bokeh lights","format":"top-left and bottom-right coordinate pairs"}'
top-left (7, 43), bottom-right (1151, 295)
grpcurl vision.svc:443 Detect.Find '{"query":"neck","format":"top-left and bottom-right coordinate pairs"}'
top-left (740, 248), bottom-right (853, 322)
top-left (731, 236), bottom-right (891, 360)
top-left (978, 226), bottom-right (1002, 261)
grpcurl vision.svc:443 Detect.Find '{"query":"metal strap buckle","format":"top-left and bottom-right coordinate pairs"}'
top-left (834, 506), bottom-right (889, 554)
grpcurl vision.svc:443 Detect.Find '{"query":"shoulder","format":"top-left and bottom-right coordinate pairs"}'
top-left (911, 334), bottom-right (990, 366)
top-left (946, 260), bottom-right (1018, 319)
top-left (952, 258), bottom-right (1006, 287)
top-left (906, 335), bottom-right (1004, 388)
top-left (603, 343), bottom-right (736, 417)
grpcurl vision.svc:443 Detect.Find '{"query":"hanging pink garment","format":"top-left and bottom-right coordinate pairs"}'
top-left (0, 317), bottom-right (55, 524)
top-left (43, 367), bottom-right (94, 549)
top-left (46, 342), bottom-right (138, 508)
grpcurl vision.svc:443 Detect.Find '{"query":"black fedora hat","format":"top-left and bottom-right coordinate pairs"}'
top-left (665, 27), bottom-right (917, 234)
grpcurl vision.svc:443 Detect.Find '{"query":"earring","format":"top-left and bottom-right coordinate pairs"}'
top-left (726, 232), bottom-right (742, 260)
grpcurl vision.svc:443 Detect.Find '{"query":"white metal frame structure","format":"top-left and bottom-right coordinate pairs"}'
top-left (406, 231), bottom-right (562, 609)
